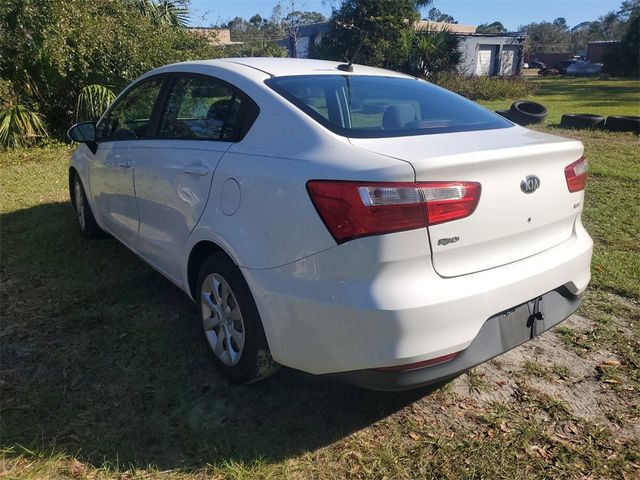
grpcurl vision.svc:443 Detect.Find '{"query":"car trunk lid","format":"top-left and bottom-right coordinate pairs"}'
top-left (350, 127), bottom-right (585, 277)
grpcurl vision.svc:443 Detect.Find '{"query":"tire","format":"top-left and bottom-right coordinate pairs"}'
top-left (508, 100), bottom-right (548, 126)
top-left (539, 68), bottom-right (559, 76)
top-left (560, 114), bottom-right (605, 130)
top-left (197, 252), bottom-right (280, 384)
top-left (605, 116), bottom-right (640, 134)
top-left (72, 174), bottom-right (103, 239)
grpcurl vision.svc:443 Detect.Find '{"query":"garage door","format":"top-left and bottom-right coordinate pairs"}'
top-left (500, 46), bottom-right (518, 76)
top-left (476, 46), bottom-right (496, 76)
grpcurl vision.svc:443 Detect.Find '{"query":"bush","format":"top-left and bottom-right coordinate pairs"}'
top-left (429, 73), bottom-right (538, 101)
top-left (0, 0), bottom-right (223, 140)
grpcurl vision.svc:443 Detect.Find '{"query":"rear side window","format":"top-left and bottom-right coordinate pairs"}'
top-left (267, 75), bottom-right (512, 138)
top-left (98, 78), bottom-right (163, 141)
top-left (159, 76), bottom-right (246, 141)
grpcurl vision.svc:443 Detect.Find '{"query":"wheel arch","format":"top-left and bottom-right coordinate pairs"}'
top-left (187, 240), bottom-right (237, 300)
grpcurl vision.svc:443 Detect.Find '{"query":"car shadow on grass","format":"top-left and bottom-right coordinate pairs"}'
top-left (1, 202), bottom-right (432, 470)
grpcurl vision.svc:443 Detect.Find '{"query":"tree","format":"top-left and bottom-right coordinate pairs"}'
top-left (426, 8), bottom-right (457, 24)
top-left (552, 17), bottom-right (568, 29)
top-left (280, 0), bottom-right (327, 57)
top-left (0, 0), bottom-right (219, 138)
top-left (315, 0), bottom-right (430, 68)
top-left (520, 21), bottom-right (571, 56)
top-left (603, 9), bottom-right (639, 76)
top-left (249, 14), bottom-right (265, 28)
top-left (403, 28), bottom-right (461, 77)
top-left (618, 0), bottom-right (640, 20)
top-left (134, 0), bottom-right (190, 27)
top-left (313, 0), bottom-right (460, 76)
top-left (477, 21), bottom-right (507, 34)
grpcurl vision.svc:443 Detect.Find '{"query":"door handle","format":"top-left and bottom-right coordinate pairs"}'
top-left (117, 160), bottom-right (132, 168)
top-left (181, 165), bottom-right (210, 176)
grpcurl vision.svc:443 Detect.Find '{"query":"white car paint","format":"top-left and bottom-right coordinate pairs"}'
top-left (70, 58), bottom-right (592, 381)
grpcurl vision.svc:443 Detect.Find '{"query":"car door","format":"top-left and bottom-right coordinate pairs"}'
top-left (90, 77), bottom-right (165, 248)
top-left (133, 74), bottom-right (253, 281)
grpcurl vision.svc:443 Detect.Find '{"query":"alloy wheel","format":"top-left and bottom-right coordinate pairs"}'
top-left (201, 273), bottom-right (245, 366)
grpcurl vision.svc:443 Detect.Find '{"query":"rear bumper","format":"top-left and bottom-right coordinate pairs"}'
top-left (329, 287), bottom-right (581, 391)
top-left (242, 222), bottom-right (592, 377)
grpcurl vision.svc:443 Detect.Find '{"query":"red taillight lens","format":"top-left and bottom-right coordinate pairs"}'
top-left (564, 156), bottom-right (588, 192)
top-left (307, 180), bottom-right (481, 244)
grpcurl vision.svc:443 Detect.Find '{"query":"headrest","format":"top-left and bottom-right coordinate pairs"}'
top-left (382, 104), bottom-right (417, 130)
top-left (206, 99), bottom-right (232, 123)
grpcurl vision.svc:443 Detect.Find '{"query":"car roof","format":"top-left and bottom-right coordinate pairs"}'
top-left (162, 57), bottom-right (412, 79)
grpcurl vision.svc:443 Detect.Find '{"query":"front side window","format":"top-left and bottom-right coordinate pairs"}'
top-left (267, 75), bottom-right (512, 138)
top-left (98, 78), bottom-right (163, 141)
top-left (158, 76), bottom-right (245, 141)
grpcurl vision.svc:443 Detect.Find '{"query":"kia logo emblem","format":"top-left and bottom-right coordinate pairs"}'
top-left (521, 175), bottom-right (541, 194)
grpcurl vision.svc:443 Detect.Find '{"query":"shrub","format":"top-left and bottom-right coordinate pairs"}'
top-left (0, 0), bottom-right (223, 140)
top-left (402, 29), bottom-right (462, 77)
top-left (75, 85), bottom-right (117, 123)
top-left (0, 104), bottom-right (48, 150)
top-left (429, 73), bottom-right (538, 101)
top-left (0, 77), bottom-right (48, 149)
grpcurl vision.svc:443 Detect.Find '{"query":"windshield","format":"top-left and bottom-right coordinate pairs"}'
top-left (267, 75), bottom-right (512, 138)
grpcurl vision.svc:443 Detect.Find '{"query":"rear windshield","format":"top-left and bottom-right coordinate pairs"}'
top-left (267, 75), bottom-right (512, 138)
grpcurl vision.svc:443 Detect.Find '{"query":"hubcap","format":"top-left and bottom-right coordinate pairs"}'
top-left (74, 180), bottom-right (86, 231)
top-left (201, 273), bottom-right (245, 366)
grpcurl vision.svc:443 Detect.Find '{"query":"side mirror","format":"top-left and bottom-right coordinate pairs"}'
top-left (68, 121), bottom-right (97, 154)
top-left (68, 121), bottom-right (96, 143)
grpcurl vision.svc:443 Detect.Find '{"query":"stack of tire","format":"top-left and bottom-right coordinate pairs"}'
top-left (560, 114), bottom-right (640, 133)
top-left (496, 101), bottom-right (547, 126)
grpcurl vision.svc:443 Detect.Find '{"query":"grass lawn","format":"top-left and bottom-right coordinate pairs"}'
top-left (1, 76), bottom-right (639, 479)
top-left (482, 76), bottom-right (640, 125)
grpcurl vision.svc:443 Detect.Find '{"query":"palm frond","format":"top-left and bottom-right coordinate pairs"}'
top-left (76, 84), bottom-right (116, 123)
top-left (134, 0), bottom-right (189, 27)
top-left (0, 104), bottom-right (48, 150)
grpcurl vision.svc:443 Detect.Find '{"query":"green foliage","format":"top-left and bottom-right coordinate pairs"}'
top-left (426, 7), bottom-right (457, 24)
top-left (0, 0), bottom-right (221, 140)
top-left (75, 84), bottom-right (117, 123)
top-left (523, 1), bottom-right (640, 57)
top-left (233, 42), bottom-right (288, 58)
top-left (477, 21), bottom-right (508, 34)
top-left (0, 75), bottom-right (48, 149)
top-left (315, 0), bottom-right (422, 68)
top-left (431, 73), bottom-right (538, 101)
top-left (134, 0), bottom-right (189, 27)
top-left (0, 104), bottom-right (48, 150)
top-left (403, 29), bottom-right (461, 77)
top-left (314, 0), bottom-right (455, 76)
top-left (603, 13), bottom-right (640, 77)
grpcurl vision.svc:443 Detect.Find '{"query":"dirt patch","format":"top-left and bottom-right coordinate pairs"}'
top-left (421, 315), bottom-right (639, 441)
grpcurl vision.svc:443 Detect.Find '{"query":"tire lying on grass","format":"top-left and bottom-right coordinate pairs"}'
top-left (507, 100), bottom-right (548, 126)
top-left (605, 116), bottom-right (640, 134)
top-left (560, 114), bottom-right (605, 130)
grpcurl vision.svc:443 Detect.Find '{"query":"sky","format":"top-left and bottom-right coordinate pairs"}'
top-left (188, 0), bottom-right (624, 31)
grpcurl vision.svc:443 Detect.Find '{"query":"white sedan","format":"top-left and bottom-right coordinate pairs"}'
top-left (68, 58), bottom-right (592, 390)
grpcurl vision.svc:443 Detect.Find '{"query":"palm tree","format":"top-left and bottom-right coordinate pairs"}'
top-left (134, 0), bottom-right (189, 28)
top-left (75, 85), bottom-right (116, 123)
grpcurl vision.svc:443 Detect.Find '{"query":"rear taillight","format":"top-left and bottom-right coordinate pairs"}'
top-left (564, 156), bottom-right (588, 192)
top-left (307, 180), bottom-right (481, 244)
